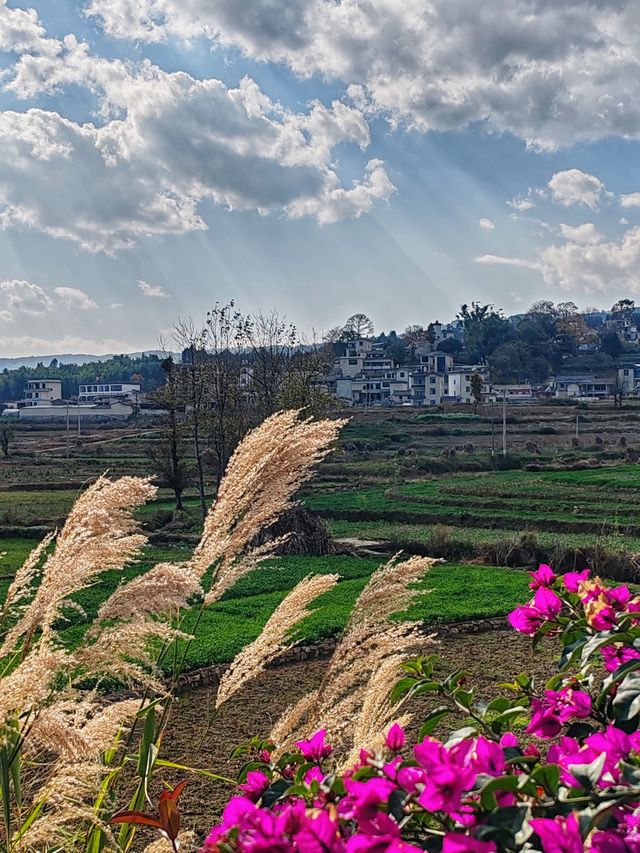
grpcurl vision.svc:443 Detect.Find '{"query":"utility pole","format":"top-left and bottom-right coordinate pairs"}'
top-left (490, 398), bottom-right (495, 457)
top-left (65, 401), bottom-right (70, 459)
top-left (77, 407), bottom-right (81, 438)
top-left (502, 393), bottom-right (507, 458)
top-left (575, 414), bottom-right (579, 440)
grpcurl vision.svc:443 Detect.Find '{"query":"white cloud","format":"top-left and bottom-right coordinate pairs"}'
top-left (54, 287), bottom-right (97, 309)
top-left (474, 254), bottom-right (541, 271)
top-left (479, 218), bottom-right (495, 230)
top-left (84, 0), bottom-right (640, 149)
top-left (0, 310), bottom-right (13, 322)
top-left (507, 197), bottom-right (534, 212)
top-left (620, 192), bottom-right (640, 208)
top-left (138, 280), bottom-right (170, 298)
top-left (110, 302), bottom-right (123, 309)
top-left (621, 218), bottom-right (630, 225)
top-left (0, 2), bottom-right (51, 53)
top-left (548, 170), bottom-right (605, 210)
top-left (558, 223), bottom-right (602, 245)
top-left (0, 279), bottom-right (52, 315)
top-left (477, 222), bottom-right (640, 294)
top-left (0, 58), bottom-right (393, 251)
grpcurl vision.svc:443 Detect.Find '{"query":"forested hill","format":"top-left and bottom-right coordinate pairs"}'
top-left (0, 354), bottom-right (166, 401)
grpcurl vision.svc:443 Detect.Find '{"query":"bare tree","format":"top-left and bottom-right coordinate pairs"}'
top-left (0, 418), bottom-right (14, 458)
top-left (173, 318), bottom-right (209, 521)
top-left (146, 358), bottom-right (191, 511)
top-left (470, 372), bottom-right (484, 414)
top-left (612, 375), bottom-right (627, 409)
top-left (342, 313), bottom-right (375, 339)
top-left (402, 325), bottom-right (429, 359)
top-left (203, 302), bottom-right (251, 486)
top-left (239, 310), bottom-right (297, 418)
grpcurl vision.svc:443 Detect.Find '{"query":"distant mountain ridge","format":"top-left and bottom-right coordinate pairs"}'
top-left (0, 351), bottom-right (169, 371)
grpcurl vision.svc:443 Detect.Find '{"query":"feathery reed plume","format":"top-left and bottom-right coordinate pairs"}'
top-left (0, 531), bottom-right (55, 619)
top-left (348, 554), bottom-right (440, 629)
top-left (342, 655), bottom-right (411, 769)
top-left (271, 555), bottom-right (436, 756)
top-left (190, 411), bottom-right (346, 590)
top-left (22, 699), bottom-right (140, 849)
top-left (270, 690), bottom-right (320, 749)
top-left (203, 542), bottom-right (284, 607)
top-left (96, 562), bottom-right (202, 623)
top-left (215, 573), bottom-right (338, 709)
top-left (0, 644), bottom-right (70, 731)
top-left (78, 618), bottom-right (189, 690)
top-left (1, 475), bottom-right (156, 656)
top-left (28, 699), bottom-right (142, 762)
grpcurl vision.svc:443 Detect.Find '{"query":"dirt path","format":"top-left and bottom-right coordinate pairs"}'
top-left (144, 628), bottom-right (556, 847)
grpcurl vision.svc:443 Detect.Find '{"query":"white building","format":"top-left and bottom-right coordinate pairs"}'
top-left (78, 382), bottom-right (141, 402)
top-left (21, 379), bottom-right (63, 407)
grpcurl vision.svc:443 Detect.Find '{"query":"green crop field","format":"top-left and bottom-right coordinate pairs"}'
top-left (0, 541), bottom-right (530, 670)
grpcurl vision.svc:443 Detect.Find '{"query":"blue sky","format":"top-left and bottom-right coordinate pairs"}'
top-left (2, 0), bottom-right (640, 355)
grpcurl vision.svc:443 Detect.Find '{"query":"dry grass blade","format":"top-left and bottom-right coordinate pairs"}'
top-left (216, 573), bottom-right (338, 708)
top-left (190, 411), bottom-right (346, 590)
top-left (1, 475), bottom-right (157, 656)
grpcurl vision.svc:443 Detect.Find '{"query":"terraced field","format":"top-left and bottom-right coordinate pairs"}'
top-left (305, 465), bottom-right (640, 568)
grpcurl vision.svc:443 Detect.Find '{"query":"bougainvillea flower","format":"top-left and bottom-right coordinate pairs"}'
top-left (296, 730), bottom-right (332, 762)
top-left (508, 604), bottom-right (544, 635)
top-left (526, 688), bottom-right (592, 739)
top-left (529, 564), bottom-right (555, 589)
top-left (563, 570), bottom-right (590, 593)
top-left (341, 778), bottom-right (397, 832)
top-left (442, 834), bottom-right (498, 853)
top-left (601, 645), bottom-right (640, 672)
top-left (385, 724), bottom-right (406, 752)
top-left (534, 586), bottom-right (562, 619)
top-left (470, 736), bottom-right (505, 776)
top-left (590, 830), bottom-right (628, 853)
top-left (293, 810), bottom-right (345, 852)
top-left (529, 813), bottom-right (583, 853)
top-left (238, 771), bottom-right (271, 802)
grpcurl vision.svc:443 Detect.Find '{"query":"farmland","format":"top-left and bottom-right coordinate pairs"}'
top-left (3, 401), bottom-right (640, 672)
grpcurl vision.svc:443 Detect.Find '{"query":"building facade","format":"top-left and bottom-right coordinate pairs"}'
top-left (21, 379), bottom-right (63, 407)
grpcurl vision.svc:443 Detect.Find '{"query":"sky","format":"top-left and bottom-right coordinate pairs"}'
top-left (2, 1), bottom-right (640, 355)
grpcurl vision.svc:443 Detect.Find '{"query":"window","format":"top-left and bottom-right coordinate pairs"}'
top-left (348, 358), bottom-right (358, 365)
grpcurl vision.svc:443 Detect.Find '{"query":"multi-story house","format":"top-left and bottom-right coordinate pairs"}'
top-left (78, 382), bottom-right (141, 402)
top-left (21, 379), bottom-right (63, 407)
top-left (618, 364), bottom-right (640, 394)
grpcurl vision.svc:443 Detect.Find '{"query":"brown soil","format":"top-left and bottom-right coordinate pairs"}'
top-left (149, 628), bottom-right (557, 847)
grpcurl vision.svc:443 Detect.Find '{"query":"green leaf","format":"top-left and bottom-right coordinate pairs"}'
top-left (261, 779), bottom-right (291, 809)
top-left (568, 752), bottom-right (606, 789)
top-left (418, 706), bottom-right (450, 738)
top-left (479, 775), bottom-right (519, 811)
top-left (613, 670), bottom-right (640, 723)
